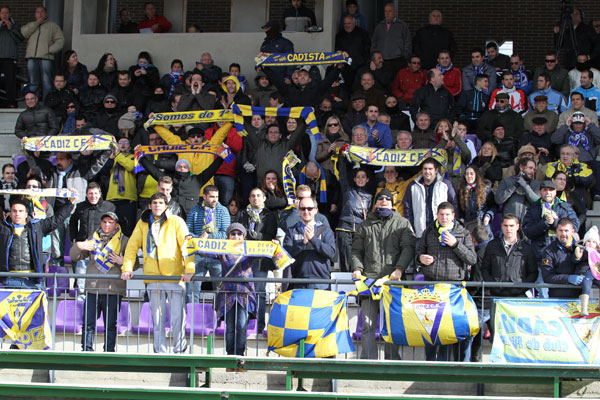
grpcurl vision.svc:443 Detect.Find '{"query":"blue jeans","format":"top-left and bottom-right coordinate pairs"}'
top-left (3, 276), bottom-right (43, 290)
top-left (225, 301), bottom-right (249, 356)
top-left (187, 255), bottom-right (222, 303)
top-left (82, 293), bottom-right (121, 352)
top-left (27, 58), bottom-right (54, 100)
top-left (251, 259), bottom-right (267, 332)
top-left (215, 174), bottom-right (235, 206)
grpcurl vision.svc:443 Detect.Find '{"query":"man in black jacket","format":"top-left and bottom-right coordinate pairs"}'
top-left (44, 73), bottom-right (79, 123)
top-left (413, 10), bottom-right (457, 70)
top-left (14, 91), bottom-right (59, 138)
top-left (410, 68), bottom-right (456, 126)
top-left (335, 15), bottom-right (370, 86)
top-left (480, 213), bottom-right (538, 297)
top-left (1, 191), bottom-right (76, 288)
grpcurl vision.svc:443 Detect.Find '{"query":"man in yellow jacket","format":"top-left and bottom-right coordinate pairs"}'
top-left (121, 192), bottom-right (194, 353)
top-left (152, 117), bottom-right (232, 194)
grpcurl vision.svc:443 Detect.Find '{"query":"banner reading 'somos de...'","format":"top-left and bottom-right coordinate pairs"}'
top-left (491, 299), bottom-right (600, 364)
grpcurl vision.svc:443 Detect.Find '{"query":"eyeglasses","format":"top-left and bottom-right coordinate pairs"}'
top-left (104, 100), bottom-right (116, 104)
top-left (229, 231), bottom-right (244, 237)
top-left (545, 59), bottom-right (556, 63)
top-left (593, 24), bottom-right (600, 28)
top-left (410, 61), bottom-right (421, 65)
top-left (26, 185), bottom-right (40, 189)
top-left (327, 123), bottom-right (339, 127)
top-left (299, 207), bottom-right (315, 212)
top-left (67, 105), bottom-right (76, 109)
top-left (377, 196), bottom-right (392, 201)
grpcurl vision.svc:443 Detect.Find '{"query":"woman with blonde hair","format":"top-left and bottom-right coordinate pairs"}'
top-left (315, 115), bottom-right (350, 173)
top-left (471, 141), bottom-right (503, 185)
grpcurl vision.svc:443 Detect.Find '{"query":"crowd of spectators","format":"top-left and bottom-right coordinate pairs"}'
top-left (1, 0), bottom-right (600, 360)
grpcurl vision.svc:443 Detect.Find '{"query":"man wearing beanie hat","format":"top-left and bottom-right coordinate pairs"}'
top-left (71, 209), bottom-right (135, 352)
top-left (478, 91), bottom-right (524, 142)
top-left (259, 20), bottom-right (294, 81)
top-left (90, 93), bottom-right (124, 136)
top-left (488, 119), bottom-right (516, 167)
top-left (351, 188), bottom-right (415, 359)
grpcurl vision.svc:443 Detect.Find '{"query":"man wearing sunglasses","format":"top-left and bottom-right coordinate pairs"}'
top-left (351, 189), bottom-right (415, 359)
top-left (533, 52), bottom-right (570, 98)
top-left (283, 195), bottom-right (335, 290)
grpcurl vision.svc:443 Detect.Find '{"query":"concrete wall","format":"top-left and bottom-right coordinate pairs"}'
top-left (71, 0), bottom-right (340, 83)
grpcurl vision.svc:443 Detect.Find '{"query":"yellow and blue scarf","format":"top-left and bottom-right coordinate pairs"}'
top-left (255, 52), bottom-right (350, 67)
top-left (231, 104), bottom-right (322, 140)
top-left (92, 226), bottom-right (123, 273)
top-left (298, 164), bottom-right (327, 203)
top-left (435, 220), bottom-right (454, 246)
top-left (282, 151), bottom-right (300, 207)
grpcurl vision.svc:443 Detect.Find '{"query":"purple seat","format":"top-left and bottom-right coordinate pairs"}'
top-left (12, 155), bottom-right (26, 168)
top-left (55, 299), bottom-right (84, 333)
top-left (185, 303), bottom-right (216, 336)
top-left (63, 237), bottom-right (72, 265)
top-left (45, 265), bottom-right (70, 297)
top-left (96, 301), bottom-right (131, 334)
top-left (352, 310), bottom-right (381, 340)
top-left (216, 317), bottom-right (258, 337)
top-left (131, 302), bottom-right (171, 334)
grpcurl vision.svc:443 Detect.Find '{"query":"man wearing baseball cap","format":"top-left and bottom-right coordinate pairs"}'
top-left (70, 210), bottom-right (135, 352)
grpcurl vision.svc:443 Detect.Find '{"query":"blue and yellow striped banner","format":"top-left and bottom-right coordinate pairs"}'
top-left (143, 109), bottom-right (233, 129)
top-left (256, 52), bottom-right (350, 67)
top-left (0, 188), bottom-right (77, 198)
top-left (268, 289), bottom-right (355, 358)
top-left (0, 290), bottom-right (51, 350)
top-left (22, 135), bottom-right (115, 152)
top-left (381, 283), bottom-right (479, 347)
top-left (345, 146), bottom-right (447, 169)
top-left (183, 238), bottom-right (294, 270)
top-left (231, 104), bottom-right (322, 140)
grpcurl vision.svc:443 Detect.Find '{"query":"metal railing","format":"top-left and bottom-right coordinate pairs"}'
top-left (0, 271), bottom-right (583, 361)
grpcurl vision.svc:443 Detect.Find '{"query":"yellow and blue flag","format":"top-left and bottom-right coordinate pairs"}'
top-left (231, 104), bottom-right (322, 140)
top-left (256, 52), bottom-right (350, 67)
top-left (268, 289), bottom-right (355, 358)
top-left (352, 274), bottom-right (387, 300)
top-left (381, 283), bottom-right (479, 347)
top-left (282, 150), bottom-right (300, 206)
top-left (0, 290), bottom-right (52, 349)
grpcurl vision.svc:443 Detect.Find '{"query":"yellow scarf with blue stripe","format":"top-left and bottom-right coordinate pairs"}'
top-left (92, 226), bottom-right (123, 273)
top-left (298, 164), bottom-right (327, 203)
top-left (282, 151), bottom-right (301, 207)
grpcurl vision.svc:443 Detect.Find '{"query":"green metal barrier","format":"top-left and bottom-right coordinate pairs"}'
top-left (1, 351), bottom-right (599, 397)
top-left (0, 382), bottom-right (523, 400)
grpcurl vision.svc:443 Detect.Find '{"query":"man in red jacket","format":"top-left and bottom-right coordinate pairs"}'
top-left (436, 50), bottom-right (462, 97)
top-left (391, 55), bottom-right (427, 104)
top-left (137, 2), bottom-right (172, 33)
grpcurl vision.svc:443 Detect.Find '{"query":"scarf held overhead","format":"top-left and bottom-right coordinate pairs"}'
top-left (143, 109), bottom-right (233, 129)
top-left (343, 146), bottom-right (447, 169)
top-left (231, 104), bottom-right (322, 140)
top-left (298, 164), bottom-right (327, 203)
top-left (0, 188), bottom-right (76, 198)
top-left (256, 52), bottom-right (350, 67)
top-left (133, 143), bottom-right (234, 173)
top-left (183, 238), bottom-right (294, 270)
top-left (22, 135), bottom-right (116, 152)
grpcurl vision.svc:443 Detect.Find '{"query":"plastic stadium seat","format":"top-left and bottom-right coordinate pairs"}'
top-left (131, 302), bottom-right (171, 334)
top-left (185, 302), bottom-right (217, 336)
top-left (45, 265), bottom-right (70, 297)
top-left (95, 301), bottom-right (131, 334)
top-left (55, 299), bottom-right (84, 333)
top-left (352, 310), bottom-right (381, 340)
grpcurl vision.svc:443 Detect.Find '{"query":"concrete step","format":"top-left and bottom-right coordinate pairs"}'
top-left (0, 108), bottom-right (22, 134)
top-left (0, 133), bottom-right (22, 163)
